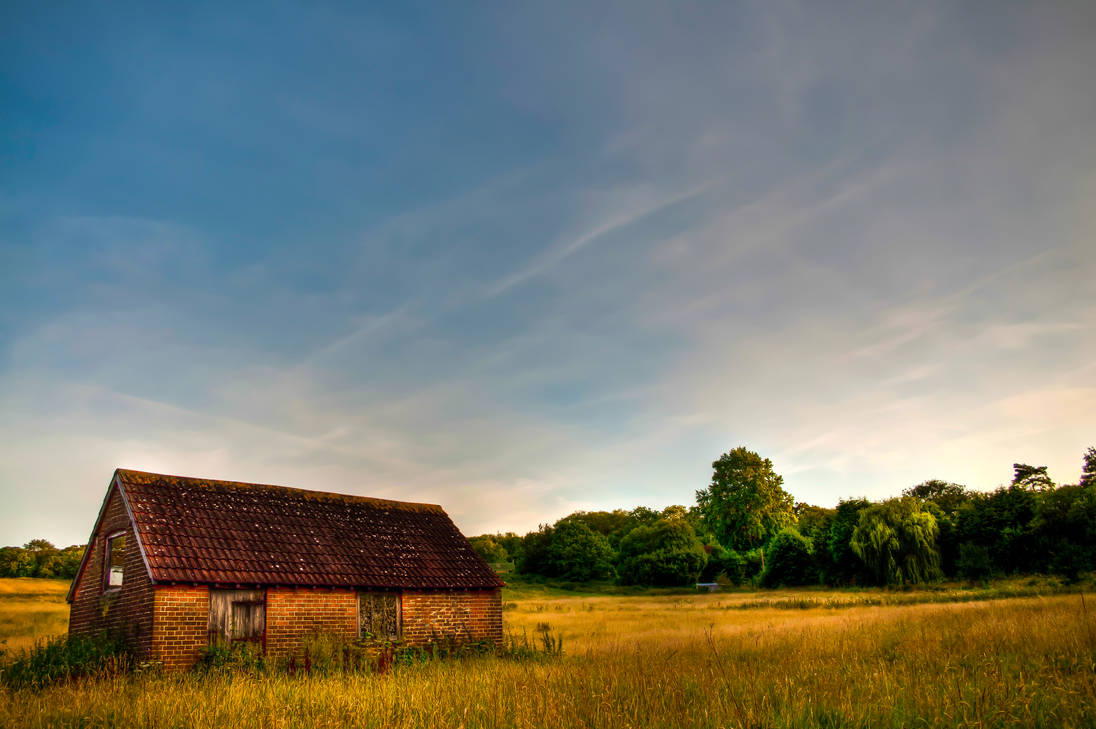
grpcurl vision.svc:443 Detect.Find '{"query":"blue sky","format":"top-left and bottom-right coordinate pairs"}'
top-left (2, 1), bottom-right (1094, 546)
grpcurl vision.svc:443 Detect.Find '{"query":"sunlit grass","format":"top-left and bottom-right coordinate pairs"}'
top-left (1, 578), bottom-right (1094, 728)
top-left (0, 578), bottom-right (69, 652)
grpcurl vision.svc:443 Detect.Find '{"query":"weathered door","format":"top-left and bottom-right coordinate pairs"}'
top-left (209, 589), bottom-right (265, 645)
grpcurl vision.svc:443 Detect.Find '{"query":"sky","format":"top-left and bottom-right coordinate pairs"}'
top-left (2, 1), bottom-right (1094, 547)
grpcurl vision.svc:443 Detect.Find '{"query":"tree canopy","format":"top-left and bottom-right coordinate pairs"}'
top-left (616, 518), bottom-right (708, 586)
top-left (850, 497), bottom-right (942, 585)
top-left (695, 447), bottom-right (795, 552)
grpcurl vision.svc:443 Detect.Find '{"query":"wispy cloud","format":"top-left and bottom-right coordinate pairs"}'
top-left (2, 0), bottom-right (1095, 545)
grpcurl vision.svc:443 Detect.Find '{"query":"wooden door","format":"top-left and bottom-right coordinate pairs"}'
top-left (209, 589), bottom-right (265, 645)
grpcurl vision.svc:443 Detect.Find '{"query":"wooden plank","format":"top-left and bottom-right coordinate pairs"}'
top-left (359, 591), bottom-right (400, 640)
top-left (208, 589), bottom-right (265, 642)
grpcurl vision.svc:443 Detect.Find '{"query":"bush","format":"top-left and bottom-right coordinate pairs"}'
top-left (544, 521), bottom-right (615, 581)
top-left (762, 528), bottom-right (816, 587)
top-left (720, 550), bottom-right (747, 585)
top-left (617, 518), bottom-right (708, 587)
top-left (956, 543), bottom-right (993, 582)
top-left (697, 544), bottom-right (725, 582)
top-left (0, 633), bottom-right (133, 689)
top-left (196, 641), bottom-right (266, 674)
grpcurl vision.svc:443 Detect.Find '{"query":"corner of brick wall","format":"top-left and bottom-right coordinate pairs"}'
top-left (151, 585), bottom-right (210, 671)
top-left (400, 588), bottom-right (503, 646)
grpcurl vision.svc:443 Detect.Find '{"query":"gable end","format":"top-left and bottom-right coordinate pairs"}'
top-left (66, 471), bottom-right (155, 602)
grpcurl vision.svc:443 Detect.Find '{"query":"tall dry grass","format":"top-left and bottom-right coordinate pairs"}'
top-left (0, 578), bottom-right (69, 652)
top-left (2, 584), bottom-right (1094, 728)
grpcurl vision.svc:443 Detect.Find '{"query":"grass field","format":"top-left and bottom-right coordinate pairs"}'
top-left (1, 577), bottom-right (1094, 728)
top-left (0, 578), bottom-right (68, 653)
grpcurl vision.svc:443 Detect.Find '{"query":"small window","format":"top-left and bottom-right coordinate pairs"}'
top-left (209, 589), bottom-right (265, 644)
top-left (105, 534), bottom-right (125, 589)
top-left (359, 592), bottom-right (400, 641)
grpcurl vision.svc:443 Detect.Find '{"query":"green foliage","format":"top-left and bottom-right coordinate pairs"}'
top-left (696, 447), bottom-right (795, 552)
top-left (1031, 483), bottom-right (1096, 580)
top-left (761, 528), bottom-right (816, 587)
top-left (1080, 446), bottom-right (1096, 488)
top-left (956, 543), bottom-right (993, 581)
top-left (543, 521), bottom-right (615, 582)
top-left (616, 518), bottom-right (708, 586)
top-left (0, 541), bottom-right (84, 579)
top-left (743, 548), bottom-right (766, 581)
top-left (197, 641), bottom-right (266, 674)
top-left (793, 504), bottom-right (833, 540)
top-left (0, 633), bottom-right (133, 689)
top-left (515, 525), bottom-right (555, 576)
top-left (468, 535), bottom-right (510, 564)
top-left (850, 497), bottom-right (942, 586)
top-left (822, 499), bottom-right (870, 585)
top-left (719, 550), bottom-right (748, 585)
top-left (903, 480), bottom-right (971, 515)
top-left (697, 543), bottom-right (725, 582)
top-left (1011, 463), bottom-right (1054, 492)
top-left (954, 486), bottom-right (1038, 574)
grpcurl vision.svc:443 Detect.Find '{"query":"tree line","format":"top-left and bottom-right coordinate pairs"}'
top-left (470, 445), bottom-right (1096, 588)
top-left (0, 540), bottom-right (84, 579)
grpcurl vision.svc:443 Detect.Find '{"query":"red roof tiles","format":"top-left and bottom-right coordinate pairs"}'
top-left (115, 469), bottom-right (503, 590)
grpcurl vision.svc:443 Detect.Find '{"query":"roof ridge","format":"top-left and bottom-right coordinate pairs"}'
top-left (114, 468), bottom-right (444, 513)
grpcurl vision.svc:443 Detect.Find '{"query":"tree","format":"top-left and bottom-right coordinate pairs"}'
top-left (544, 521), bottom-right (615, 582)
top-left (695, 447), bottom-right (795, 552)
top-left (822, 498), bottom-right (870, 585)
top-left (1011, 463), bottom-right (1054, 492)
top-left (903, 480), bottom-right (971, 515)
top-left (1080, 446), bottom-right (1096, 488)
top-left (954, 486), bottom-right (1038, 573)
top-left (1030, 483), bottom-right (1096, 580)
top-left (761, 528), bottom-right (816, 587)
top-left (617, 518), bottom-right (708, 586)
top-left (0, 546), bottom-right (35, 577)
top-left (468, 535), bottom-right (509, 564)
top-left (515, 525), bottom-right (555, 576)
top-left (850, 497), bottom-right (942, 585)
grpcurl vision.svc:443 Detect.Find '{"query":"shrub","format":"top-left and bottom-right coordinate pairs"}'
top-left (744, 548), bottom-right (766, 581)
top-left (956, 543), bottom-right (993, 582)
top-left (720, 550), bottom-right (748, 585)
top-left (543, 521), bottom-right (615, 581)
top-left (0, 633), bottom-right (133, 689)
top-left (762, 528), bottom-right (816, 587)
top-left (617, 518), bottom-right (708, 587)
top-left (196, 641), bottom-right (266, 674)
top-left (697, 544), bottom-right (725, 582)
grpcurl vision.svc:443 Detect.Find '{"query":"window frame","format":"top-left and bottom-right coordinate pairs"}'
top-left (103, 531), bottom-right (126, 592)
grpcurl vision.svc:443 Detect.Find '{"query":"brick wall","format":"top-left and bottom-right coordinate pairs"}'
top-left (265, 587), bottom-right (357, 658)
top-left (69, 488), bottom-right (503, 670)
top-left (401, 589), bottom-right (503, 646)
top-left (68, 485), bottom-right (155, 657)
top-left (151, 585), bottom-right (209, 671)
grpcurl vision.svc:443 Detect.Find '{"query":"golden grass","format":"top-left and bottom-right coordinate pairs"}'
top-left (2, 580), bottom-right (1094, 728)
top-left (0, 579), bottom-right (69, 652)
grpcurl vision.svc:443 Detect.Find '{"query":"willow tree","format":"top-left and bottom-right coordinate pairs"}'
top-left (850, 497), bottom-right (942, 585)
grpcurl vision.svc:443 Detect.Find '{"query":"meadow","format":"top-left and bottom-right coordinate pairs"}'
top-left (1, 578), bottom-right (1094, 728)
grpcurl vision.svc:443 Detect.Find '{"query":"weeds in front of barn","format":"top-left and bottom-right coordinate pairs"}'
top-left (2, 586), bottom-right (1095, 728)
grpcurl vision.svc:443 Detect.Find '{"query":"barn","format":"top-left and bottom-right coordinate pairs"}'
top-left (67, 469), bottom-right (504, 670)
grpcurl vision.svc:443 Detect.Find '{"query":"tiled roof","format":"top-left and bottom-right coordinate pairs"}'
top-left (115, 469), bottom-right (503, 590)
